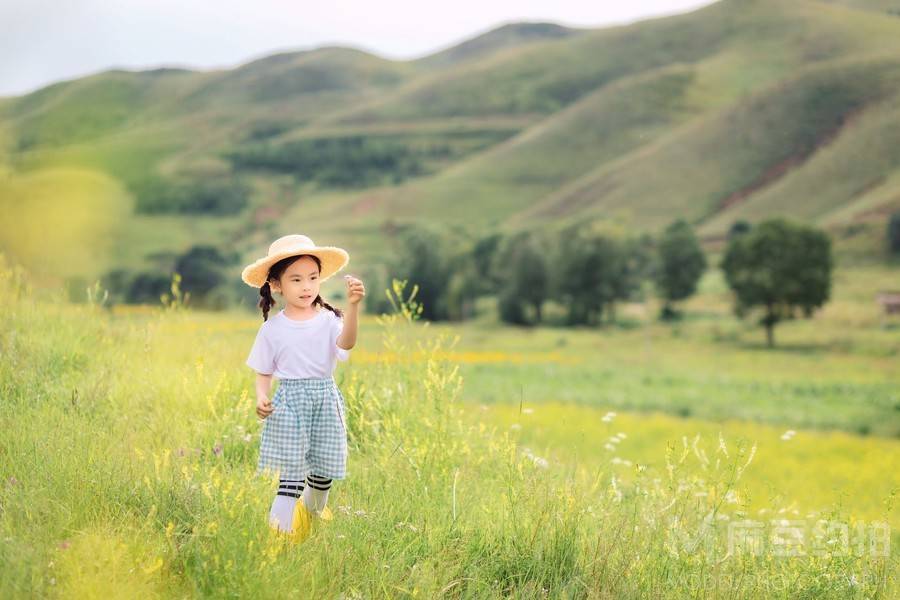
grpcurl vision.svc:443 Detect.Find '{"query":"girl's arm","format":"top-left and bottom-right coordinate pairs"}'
top-left (255, 373), bottom-right (274, 419)
top-left (338, 274), bottom-right (365, 350)
top-left (255, 372), bottom-right (273, 399)
top-left (337, 303), bottom-right (359, 350)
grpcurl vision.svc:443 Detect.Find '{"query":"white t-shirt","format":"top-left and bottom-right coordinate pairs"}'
top-left (246, 307), bottom-right (350, 378)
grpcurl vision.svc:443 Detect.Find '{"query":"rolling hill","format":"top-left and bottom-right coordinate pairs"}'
top-left (2, 0), bottom-right (900, 289)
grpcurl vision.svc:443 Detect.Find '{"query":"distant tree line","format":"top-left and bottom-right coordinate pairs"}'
top-left (75, 245), bottom-right (242, 309)
top-left (225, 131), bottom-right (514, 188)
top-left (123, 130), bottom-right (518, 216)
top-left (131, 176), bottom-right (250, 215)
top-left (379, 216), bottom-right (833, 347)
top-left (376, 220), bottom-right (682, 326)
top-left (73, 213), bottom-right (836, 348)
top-left (226, 136), bottom-right (427, 187)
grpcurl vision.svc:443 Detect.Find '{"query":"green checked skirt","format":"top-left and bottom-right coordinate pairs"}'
top-left (256, 377), bottom-right (348, 481)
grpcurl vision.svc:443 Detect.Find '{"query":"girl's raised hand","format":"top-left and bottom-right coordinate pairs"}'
top-left (344, 274), bottom-right (366, 305)
top-left (256, 395), bottom-right (273, 420)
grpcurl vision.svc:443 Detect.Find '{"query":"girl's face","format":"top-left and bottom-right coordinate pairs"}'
top-left (271, 256), bottom-right (320, 310)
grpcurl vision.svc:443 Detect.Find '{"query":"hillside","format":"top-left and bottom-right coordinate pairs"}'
top-left (310, 0), bottom-right (900, 236)
top-left (2, 0), bottom-right (900, 289)
top-left (414, 22), bottom-right (582, 69)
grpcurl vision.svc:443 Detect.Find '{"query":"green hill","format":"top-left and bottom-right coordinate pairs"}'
top-left (518, 57), bottom-right (900, 231)
top-left (315, 0), bottom-right (900, 231)
top-left (2, 0), bottom-right (900, 287)
top-left (414, 22), bottom-right (581, 69)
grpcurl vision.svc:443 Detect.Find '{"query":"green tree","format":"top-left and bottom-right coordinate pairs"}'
top-left (887, 211), bottom-right (900, 255)
top-left (444, 241), bottom-right (486, 322)
top-left (174, 245), bottom-right (227, 304)
top-left (654, 219), bottom-right (707, 319)
top-left (362, 265), bottom-right (396, 316)
top-left (554, 224), bottom-right (645, 326)
top-left (127, 271), bottom-right (172, 304)
top-left (387, 222), bottom-right (453, 321)
top-left (608, 233), bottom-right (653, 323)
top-left (727, 220), bottom-right (752, 241)
top-left (471, 232), bottom-right (504, 296)
top-left (721, 218), bottom-right (833, 347)
top-left (492, 232), bottom-right (549, 325)
top-left (438, 231), bottom-right (505, 322)
top-left (134, 176), bottom-right (249, 215)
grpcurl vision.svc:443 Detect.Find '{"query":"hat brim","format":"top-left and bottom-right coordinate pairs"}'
top-left (241, 246), bottom-right (349, 288)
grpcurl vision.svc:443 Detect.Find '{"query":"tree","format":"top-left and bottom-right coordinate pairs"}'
top-left (174, 245), bottom-right (227, 303)
top-left (437, 231), bottom-right (506, 322)
top-left (721, 218), bottom-right (833, 347)
top-left (442, 242), bottom-right (482, 321)
top-left (492, 232), bottom-right (549, 325)
top-left (133, 176), bottom-right (249, 215)
top-left (362, 265), bottom-right (396, 316)
top-left (655, 219), bottom-right (707, 319)
top-left (127, 271), bottom-right (173, 304)
top-left (554, 223), bottom-right (646, 326)
top-left (609, 233), bottom-right (653, 323)
top-left (471, 232), bottom-right (504, 296)
top-left (387, 222), bottom-right (453, 320)
top-left (888, 211), bottom-right (900, 255)
top-left (728, 220), bottom-right (752, 241)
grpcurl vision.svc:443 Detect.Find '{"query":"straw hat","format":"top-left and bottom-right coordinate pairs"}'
top-left (241, 234), bottom-right (349, 288)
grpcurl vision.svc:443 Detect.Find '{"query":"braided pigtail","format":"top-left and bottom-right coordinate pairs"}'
top-left (258, 281), bottom-right (276, 321)
top-left (314, 295), bottom-right (344, 319)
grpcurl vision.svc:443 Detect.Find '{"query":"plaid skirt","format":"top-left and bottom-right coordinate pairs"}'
top-left (256, 377), bottom-right (348, 481)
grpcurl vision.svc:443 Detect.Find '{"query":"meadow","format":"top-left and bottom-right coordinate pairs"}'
top-left (1, 256), bottom-right (898, 598)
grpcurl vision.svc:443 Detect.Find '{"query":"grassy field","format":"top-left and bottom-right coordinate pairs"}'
top-left (484, 402), bottom-right (899, 532)
top-left (432, 265), bottom-right (900, 438)
top-left (2, 256), bottom-right (897, 597)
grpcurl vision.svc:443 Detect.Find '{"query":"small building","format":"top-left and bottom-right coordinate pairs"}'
top-left (877, 291), bottom-right (900, 315)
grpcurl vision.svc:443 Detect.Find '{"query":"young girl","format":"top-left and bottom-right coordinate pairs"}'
top-left (241, 234), bottom-right (365, 541)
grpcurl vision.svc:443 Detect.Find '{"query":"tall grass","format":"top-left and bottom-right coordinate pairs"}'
top-left (0, 258), bottom-right (896, 598)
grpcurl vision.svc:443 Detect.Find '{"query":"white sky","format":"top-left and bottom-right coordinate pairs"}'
top-left (1, 0), bottom-right (716, 97)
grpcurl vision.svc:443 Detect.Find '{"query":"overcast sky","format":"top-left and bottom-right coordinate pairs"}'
top-left (1, 0), bottom-right (716, 97)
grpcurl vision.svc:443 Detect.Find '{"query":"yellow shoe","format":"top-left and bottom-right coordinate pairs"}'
top-left (289, 500), bottom-right (313, 544)
top-left (318, 505), bottom-right (334, 522)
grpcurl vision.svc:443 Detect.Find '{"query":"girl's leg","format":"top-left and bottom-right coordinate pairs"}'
top-left (268, 478), bottom-right (305, 532)
top-left (302, 473), bottom-right (332, 515)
